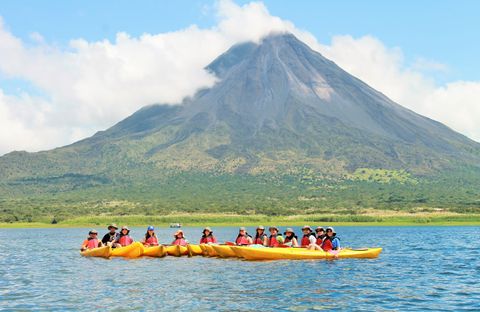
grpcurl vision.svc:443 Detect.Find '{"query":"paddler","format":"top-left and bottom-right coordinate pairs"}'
top-left (114, 226), bottom-right (134, 247)
top-left (101, 223), bottom-right (119, 247)
top-left (172, 229), bottom-right (188, 246)
top-left (80, 229), bottom-right (101, 251)
top-left (283, 228), bottom-right (299, 247)
top-left (323, 227), bottom-right (340, 251)
top-left (142, 226), bottom-right (159, 246)
top-left (308, 226), bottom-right (326, 250)
top-left (235, 227), bottom-right (253, 245)
top-left (199, 227), bottom-right (217, 244)
top-left (267, 226), bottom-right (282, 247)
top-left (253, 225), bottom-right (268, 245)
top-left (300, 225), bottom-right (316, 247)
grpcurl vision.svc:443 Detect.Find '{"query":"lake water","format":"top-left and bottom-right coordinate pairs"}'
top-left (0, 226), bottom-right (479, 311)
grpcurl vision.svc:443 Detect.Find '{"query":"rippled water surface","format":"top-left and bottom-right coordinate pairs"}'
top-left (1, 226), bottom-right (479, 311)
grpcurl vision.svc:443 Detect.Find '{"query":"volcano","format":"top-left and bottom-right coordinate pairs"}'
top-left (1, 33), bottom-right (479, 185)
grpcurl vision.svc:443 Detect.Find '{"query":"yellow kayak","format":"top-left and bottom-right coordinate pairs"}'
top-left (211, 245), bottom-right (237, 258)
top-left (203, 244), bottom-right (218, 257)
top-left (80, 246), bottom-right (111, 258)
top-left (142, 245), bottom-right (167, 257)
top-left (231, 246), bottom-right (383, 260)
top-left (111, 242), bottom-right (144, 258)
top-left (187, 244), bottom-right (204, 256)
top-left (166, 245), bottom-right (188, 257)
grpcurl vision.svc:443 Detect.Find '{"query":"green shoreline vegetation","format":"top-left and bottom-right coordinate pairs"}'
top-left (1, 211), bottom-right (480, 228)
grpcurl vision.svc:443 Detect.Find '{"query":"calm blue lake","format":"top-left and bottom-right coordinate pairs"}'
top-left (0, 226), bottom-right (479, 311)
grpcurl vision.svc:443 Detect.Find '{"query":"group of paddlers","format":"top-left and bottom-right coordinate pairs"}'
top-left (80, 224), bottom-right (340, 252)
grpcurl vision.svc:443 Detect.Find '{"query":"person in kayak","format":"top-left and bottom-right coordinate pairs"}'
top-left (253, 225), bottom-right (268, 245)
top-left (235, 227), bottom-right (253, 245)
top-left (308, 227), bottom-right (326, 250)
top-left (283, 228), bottom-right (299, 247)
top-left (172, 230), bottom-right (188, 246)
top-left (81, 229), bottom-right (101, 251)
top-left (268, 226), bottom-right (282, 247)
top-left (300, 225), bottom-right (316, 247)
top-left (101, 224), bottom-right (119, 246)
top-left (199, 227), bottom-right (217, 244)
top-left (142, 225), bottom-right (159, 246)
top-left (323, 227), bottom-right (340, 251)
top-left (114, 226), bottom-right (134, 247)
top-left (315, 227), bottom-right (326, 245)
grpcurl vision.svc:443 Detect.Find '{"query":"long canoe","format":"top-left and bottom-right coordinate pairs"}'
top-left (231, 246), bottom-right (382, 260)
top-left (80, 246), bottom-right (111, 258)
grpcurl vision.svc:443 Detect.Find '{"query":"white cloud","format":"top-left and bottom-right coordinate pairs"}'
top-left (0, 0), bottom-right (479, 156)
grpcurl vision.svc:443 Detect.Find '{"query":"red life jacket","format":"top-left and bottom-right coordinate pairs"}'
top-left (316, 237), bottom-right (324, 245)
top-left (301, 234), bottom-right (314, 247)
top-left (172, 238), bottom-right (187, 246)
top-left (145, 236), bottom-right (158, 246)
top-left (253, 234), bottom-right (266, 245)
top-left (284, 235), bottom-right (296, 244)
top-left (86, 238), bottom-right (98, 249)
top-left (268, 235), bottom-right (280, 247)
top-left (236, 235), bottom-right (250, 246)
top-left (118, 235), bottom-right (133, 246)
top-left (200, 235), bottom-right (217, 244)
top-left (321, 238), bottom-right (333, 251)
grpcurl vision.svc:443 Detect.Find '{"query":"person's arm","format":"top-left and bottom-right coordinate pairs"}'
top-left (262, 235), bottom-right (268, 246)
top-left (247, 236), bottom-right (253, 244)
top-left (80, 240), bottom-right (88, 251)
top-left (212, 236), bottom-right (218, 244)
top-left (332, 238), bottom-right (340, 250)
top-left (309, 235), bottom-right (316, 246)
top-left (292, 237), bottom-right (299, 247)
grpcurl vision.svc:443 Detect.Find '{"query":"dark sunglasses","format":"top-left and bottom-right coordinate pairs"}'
top-left (316, 230), bottom-right (324, 232)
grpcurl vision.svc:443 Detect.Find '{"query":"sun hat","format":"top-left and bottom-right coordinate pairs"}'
top-left (174, 229), bottom-right (184, 237)
top-left (302, 225), bottom-right (313, 231)
top-left (256, 225), bottom-right (265, 230)
top-left (147, 225), bottom-right (155, 231)
top-left (326, 227), bottom-right (336, 234)
top-left (203, 227), bottom-right (212, 233)
top-left (316, 226), bottom-right (325, 232)
top-left (285, 228), bottom-right (294, 233)
top-left (239, 227), bottom-right (246, 231)
top-left (121, 226), bottom-right (130, 233)
top-left (108, 223), bottom-right (118, 230)
top-left (269, 226), bottom-right (279, 231)
top-left (89, 229), bottom-right (98, 235)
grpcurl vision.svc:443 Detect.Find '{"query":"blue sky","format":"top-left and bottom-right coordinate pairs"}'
top-left (1, 0), bottom-right (478, 82)
top-left (0, 0), bottom-right (479, 154)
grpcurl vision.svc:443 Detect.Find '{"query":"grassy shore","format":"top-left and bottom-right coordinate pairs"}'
top-left (1, 211), bottom-right (480, 228)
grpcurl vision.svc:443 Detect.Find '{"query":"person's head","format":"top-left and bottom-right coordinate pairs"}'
top-left (203, 227), bottom-right (212, 236)
top-left (302, 225), bottom-right (313, 235)
top-left (284, 228), bottom-right (294, 237)
top-left (174, 230), bottom-right (184, 239)
top-left (269, 226), bottom-right (279, 235)
top-left (315, 227), bottom-right (325, 236)
top-left (89, 229), bottom-right (98, 238)
top-left (326, 227), bottom-right (336, 237)
top-left (239, 227), bottom-right (246, 236)
top-left (121, 226), bottom-right (130, 235)
top-left (108, 224), bottom-right (118, 233)
top-left (146, 225), bottom-right (155, 236)
top-left (256, 225), bottom-right (265, 234)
